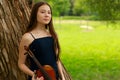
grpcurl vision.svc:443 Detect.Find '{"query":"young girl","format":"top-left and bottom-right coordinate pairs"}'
top-left (18, 1), bottom-right (71, 80)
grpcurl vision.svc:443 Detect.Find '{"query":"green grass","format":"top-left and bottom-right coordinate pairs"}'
top-left (54, 19), bottom-right (120, 80)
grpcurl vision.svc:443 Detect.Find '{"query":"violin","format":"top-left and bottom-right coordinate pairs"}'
top-left (35, 65), bottom-right (56, 80)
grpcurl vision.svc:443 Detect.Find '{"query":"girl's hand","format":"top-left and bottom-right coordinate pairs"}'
top-left (32, 70), bottom-right (44, 80)
top-left (32, 75), bottom-right (44, 80)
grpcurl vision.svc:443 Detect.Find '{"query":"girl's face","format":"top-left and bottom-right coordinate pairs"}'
top-left (36, 4), bottom-right (51, 25)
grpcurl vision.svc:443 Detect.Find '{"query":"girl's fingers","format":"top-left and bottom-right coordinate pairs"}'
top-left (37, 76), bottom-right (44, 80)
top-left (32, 70), bottom-right (37, 80)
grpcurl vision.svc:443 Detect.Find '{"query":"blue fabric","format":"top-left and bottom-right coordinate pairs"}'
top-left (28, 37), bottom-right (59, 80)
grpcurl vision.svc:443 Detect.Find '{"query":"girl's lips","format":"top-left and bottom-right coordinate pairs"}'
top-left (44, 19), bottom-right (49, 20)
top-left (43, 19), bottom-right (50, 22)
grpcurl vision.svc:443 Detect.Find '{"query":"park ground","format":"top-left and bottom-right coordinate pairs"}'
top-left (53, 18), bottom-right (120, 80)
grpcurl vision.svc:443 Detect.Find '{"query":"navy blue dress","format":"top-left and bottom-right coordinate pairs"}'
top-left (27, 33), bottom-right (59, 80)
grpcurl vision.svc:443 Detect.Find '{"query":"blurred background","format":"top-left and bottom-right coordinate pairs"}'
top-left (33, 0), bottom-right (120, 80)
top-left (34, 0), bottom-right (120, 20)
top-left (0, 0), bottom-right (120, 80)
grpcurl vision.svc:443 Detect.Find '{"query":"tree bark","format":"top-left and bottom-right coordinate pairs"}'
top-left (0, 0), bottom-right (32, 80)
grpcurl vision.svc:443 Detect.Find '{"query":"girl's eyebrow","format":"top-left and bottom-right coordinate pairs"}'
top-left (40, 10), bottom-right (51, 13)
top-left (40, 9), bottom-right (51, 11)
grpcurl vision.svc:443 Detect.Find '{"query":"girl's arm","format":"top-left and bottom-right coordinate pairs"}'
top-left (56, 48), bottom-right (65, 80)
top-left (18, 33), bottom-right (34, 77)
top-left (57, 60), bottom-right (65, 80)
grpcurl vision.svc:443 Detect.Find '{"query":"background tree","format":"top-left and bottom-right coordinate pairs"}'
top-left (68, 0), bottom-right (74, 15)
top-left (84, 0), bottom-right (120, 20)
top-left (0, 0), bottom-right (32, 80)
top-left (53, 0), bottom-right (70, 16)
top-left (34, 0), bottom-right (120, 20)
top-left (73, 0), bottom-right (87, 16)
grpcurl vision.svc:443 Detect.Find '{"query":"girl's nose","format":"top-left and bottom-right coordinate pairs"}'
top-left (45, 12), bottom-right (50, 17)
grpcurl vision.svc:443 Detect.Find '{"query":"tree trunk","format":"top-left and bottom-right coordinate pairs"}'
top-left (0, 0), bottom-right (32, 80)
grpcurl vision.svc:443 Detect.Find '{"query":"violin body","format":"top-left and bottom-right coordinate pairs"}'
top-left (36, 65), bottom-right (56, 80)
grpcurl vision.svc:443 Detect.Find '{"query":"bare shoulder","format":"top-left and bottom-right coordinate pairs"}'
top-left (20, 33), bottom-right (33, 47)
top-left (22, 33), bottom-right (31, 39)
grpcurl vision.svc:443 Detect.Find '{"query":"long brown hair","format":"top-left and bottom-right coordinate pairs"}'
top-left (26, 2), bottom-right (60, 60)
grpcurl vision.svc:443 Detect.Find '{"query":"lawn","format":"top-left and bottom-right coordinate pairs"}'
top-left (53, 19), bottom-right (120, 80)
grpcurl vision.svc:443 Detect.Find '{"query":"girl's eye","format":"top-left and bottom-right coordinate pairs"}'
top-left (41, 12), bottom-right (45, 13)
top-left (40, 11), bottom-right (51, 14)
top-left (48, 12), bottom-right (51, 14)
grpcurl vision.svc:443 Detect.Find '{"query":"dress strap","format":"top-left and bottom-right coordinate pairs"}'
top-left (29, 32), bottom-right (35, 39)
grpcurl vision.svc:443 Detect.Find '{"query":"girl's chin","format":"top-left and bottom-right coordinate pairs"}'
top-left (38, 21), bottom-right (50, 25)
top-left (44, 22), bottom-right (50, 24)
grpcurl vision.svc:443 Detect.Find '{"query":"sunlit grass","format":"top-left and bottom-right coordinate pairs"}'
top-left (54, 19), bottom-right (120, 80)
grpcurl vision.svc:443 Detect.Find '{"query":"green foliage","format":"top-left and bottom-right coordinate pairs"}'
top-left (34, 0), bottom-right (120, 20)
top-left (85, 0), bottom-right (120, 20)
top-left (73, 0), bottom-right (86, 16)
top-left (51, 0), bottom-right (70, 16)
